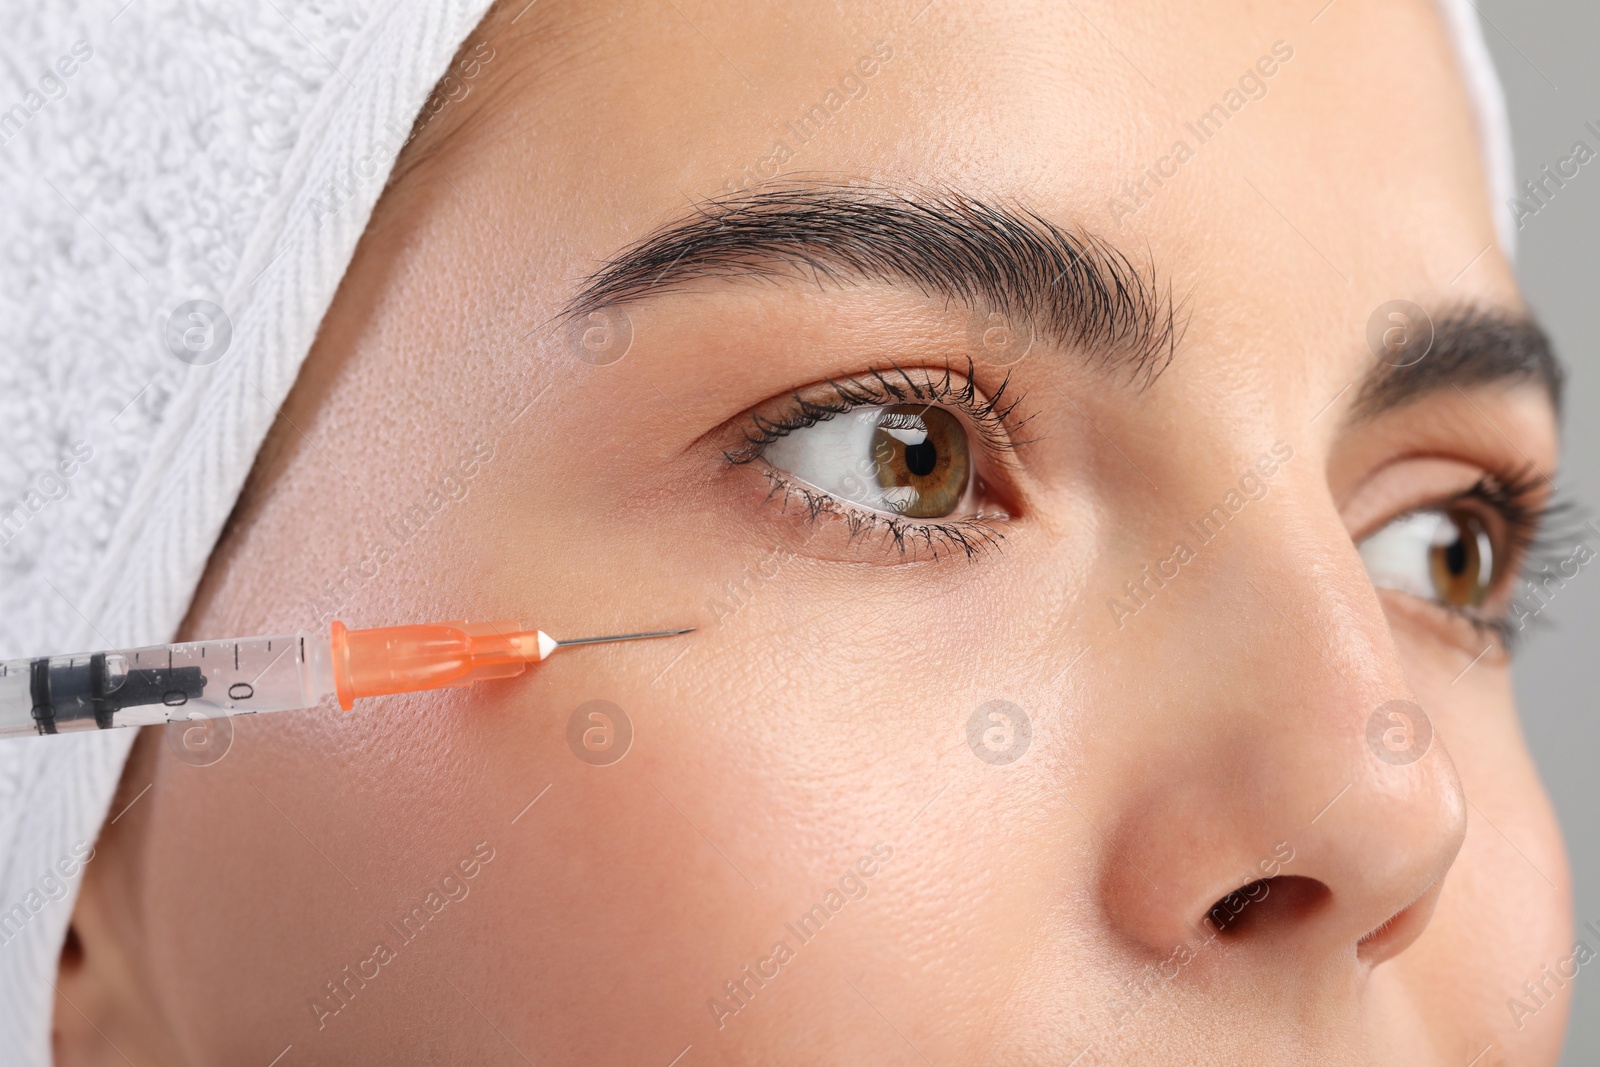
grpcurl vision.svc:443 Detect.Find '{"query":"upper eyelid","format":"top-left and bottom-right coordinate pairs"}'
top-left (1356, 479), bottom-right (1547, 563)
top-left (726, 360), bottom-right (1034, 467)
top-left (1343, 456), bottom-right (1553, 544)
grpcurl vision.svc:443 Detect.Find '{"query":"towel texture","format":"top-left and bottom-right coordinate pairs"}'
top-left (0, 1), bottom-right (492, 1060)
top-left (0, 0), bottom-right (1511, 1062)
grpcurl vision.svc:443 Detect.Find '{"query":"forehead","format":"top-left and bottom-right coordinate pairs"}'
top-left (470, 4), bottom-right (1484, 243)
top-left (444, 0), bottom-right (1515, 341)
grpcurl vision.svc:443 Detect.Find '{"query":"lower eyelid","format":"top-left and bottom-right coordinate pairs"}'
top-left (749, 463), bottom-right (1010, 562)
top-left (1374, 585), bottom-right (1513, 655)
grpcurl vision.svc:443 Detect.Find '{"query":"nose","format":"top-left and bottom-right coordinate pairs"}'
top-left (1093, 502), bottom-right (1467, 973)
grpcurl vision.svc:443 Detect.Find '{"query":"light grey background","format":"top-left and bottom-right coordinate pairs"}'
top-left (1474, 1), bottom-right (1600, 1061)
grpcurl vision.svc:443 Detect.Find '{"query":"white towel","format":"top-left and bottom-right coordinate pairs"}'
top-left (0, 0), bottom-right (1513, 1062)
top-left (0, 1), bottom-right (492, 1060)
top-left (1436, 0), bottom-right (1518, 258)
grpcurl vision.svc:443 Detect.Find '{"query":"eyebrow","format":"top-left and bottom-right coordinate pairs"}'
top-left (1351, 306), bottom-right (1563, 421)
top-left (564, 184), bottom-right (1183, 384)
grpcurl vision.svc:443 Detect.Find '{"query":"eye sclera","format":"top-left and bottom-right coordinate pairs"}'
top-left (763, 403), bottom-right (976, 520)
top-left (1359, 507), bottom-right (1496, 609)
top-left (1353, 461), bottom-right (1564, 646)
top-left (725, 363), bottom-right (1027, 561)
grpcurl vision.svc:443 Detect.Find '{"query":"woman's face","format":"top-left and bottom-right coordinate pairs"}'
top-left (72, 0), bottom-right (1573, 1063)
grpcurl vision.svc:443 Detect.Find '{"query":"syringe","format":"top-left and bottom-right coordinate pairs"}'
top-left (0, 619), bottom-right (692, 740)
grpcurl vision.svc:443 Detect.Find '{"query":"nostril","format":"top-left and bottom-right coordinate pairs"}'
top-left (1203, 881), bottom-right (1266, 936)
top-left (1201, 875), bottom-right (1331, 940)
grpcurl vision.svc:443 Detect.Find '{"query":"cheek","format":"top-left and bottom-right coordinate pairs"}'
top-left (132, 700), bottom-right (498, 1058)
top-left (439, 499), bottom-right (1073, 1055)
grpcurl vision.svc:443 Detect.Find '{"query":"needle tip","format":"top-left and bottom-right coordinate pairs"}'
top-left (551, 627), bottom-right (697, 650)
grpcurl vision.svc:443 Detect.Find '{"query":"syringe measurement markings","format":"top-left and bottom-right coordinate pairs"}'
top-left (233, 639), bottom-right (296, 708)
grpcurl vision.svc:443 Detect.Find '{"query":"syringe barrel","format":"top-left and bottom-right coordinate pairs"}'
top-left (0, 632), bottom-right (337, 739)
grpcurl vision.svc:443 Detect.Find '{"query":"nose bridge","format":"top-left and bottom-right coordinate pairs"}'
top-left (1095, 488), bottom-right (1467, 966)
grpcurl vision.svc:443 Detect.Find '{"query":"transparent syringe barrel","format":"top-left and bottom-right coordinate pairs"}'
top-left (0, 632), bottom-right (336, 739)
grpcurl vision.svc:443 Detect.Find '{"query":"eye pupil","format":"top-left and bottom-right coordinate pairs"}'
top-left (1428, 509), bottom-right (1493, 607)
top-left (904, 438), bottom-right (938, 477)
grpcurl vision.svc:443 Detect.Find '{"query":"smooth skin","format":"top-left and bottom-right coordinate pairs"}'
top-left (55, 0), bottom-right (1572, 1064)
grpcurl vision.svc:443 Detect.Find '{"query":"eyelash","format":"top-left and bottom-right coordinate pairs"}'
top-left (1433, 464), bottom-right (1576, 649)
top-left (724, 360), bottom-right (1029, 561)
top-left (720, 370), bottom-right (1577, 642)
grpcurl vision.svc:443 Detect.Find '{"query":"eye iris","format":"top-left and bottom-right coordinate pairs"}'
top-left (871, 405), bottom-right (970, 519)
top-left (1429, 509), bottom-right (1493, 607)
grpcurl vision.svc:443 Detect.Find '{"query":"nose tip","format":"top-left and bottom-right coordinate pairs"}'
top-left (1102, 706), bottom-right (1467, 970)
top-left (1301, 740), bottom-right (1466, 964)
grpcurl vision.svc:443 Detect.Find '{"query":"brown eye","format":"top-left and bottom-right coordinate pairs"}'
top-left (761, 402), bottom-right (977, 522)
top-left (871, 405), bottom-right (971, 518)
top-left (1428, 508), bottom-right (1495, 607)
top-left (1360, 507), bottom-right (1502, 614)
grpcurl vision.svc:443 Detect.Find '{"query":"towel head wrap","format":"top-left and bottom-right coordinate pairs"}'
top-left (0, 1), bottom-right (493, 1059)
top-left (0, 0), bottom-right (1515, 1060)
